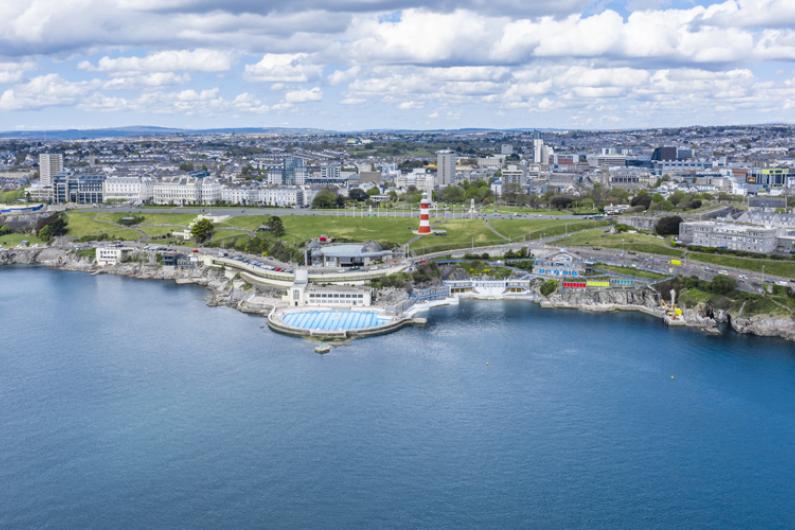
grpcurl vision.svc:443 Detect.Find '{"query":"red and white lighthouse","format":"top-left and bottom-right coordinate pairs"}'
top-left (418, 194), bottom-right (432, 234)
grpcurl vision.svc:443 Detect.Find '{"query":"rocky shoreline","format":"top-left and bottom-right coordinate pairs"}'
top-left (2, 246), bottom-right (793, 343)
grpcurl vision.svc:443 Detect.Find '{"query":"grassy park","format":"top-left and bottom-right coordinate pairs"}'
top-left (554, 228), bottom-right (684, 257)
top-left (64, 211), bottom-right (601, 254)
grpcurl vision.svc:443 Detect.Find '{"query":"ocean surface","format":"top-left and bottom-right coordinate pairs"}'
top-left (1, 267), bottom-right (794, 529)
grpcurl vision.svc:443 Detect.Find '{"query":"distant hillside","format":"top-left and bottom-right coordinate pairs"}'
top-left (0, 126), bottom-right (331, 140)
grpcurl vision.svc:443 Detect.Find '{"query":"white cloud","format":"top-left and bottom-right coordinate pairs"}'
top-left (284, 86), bottom-right (322, 103)
top-left (82, 48), bottom-right (233, 72)
top-left (103, 72), bottom-right (191, 89)
top-left (398, 100), bottom-right (423, 109)
top-left (0, 74), bottom-right (94, 111)
top-left (244, 53), bottom-right (322, 83)
top-left (328, 65), bottom-right (360, 85)
top-left (232, 92), bottom-right (268, 113)
top-left (0, 60), bottom-right (35, 84)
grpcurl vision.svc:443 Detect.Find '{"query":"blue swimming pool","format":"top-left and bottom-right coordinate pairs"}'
top-left (281, 310), bottom-right (391, 331)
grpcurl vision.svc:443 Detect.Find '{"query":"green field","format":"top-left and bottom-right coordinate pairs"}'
top-left (62, 212), bottom-right (600, 256)
top-left (0, 233), bottom-right (43, 247)
top-left (687, 252), bottom-right (795, 279)
top-left (553, 226), bottom-right (795, 279)
top-left (489, 219), bottom-right (606, 241)
top-left (555, 228), bottom-right (684, 257)
top-left (595, 263), bottom-right (668, 280)
top-left (65, 212), bottom-right (142, 240)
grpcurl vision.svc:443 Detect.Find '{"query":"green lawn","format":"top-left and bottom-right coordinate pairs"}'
top-left (596, 263), bottom-right (668, 280)
top-left (687, 252), bottom-right (795, 279)
top-left (555, 228), bottom-right (684, 257)
top-left (410, 219), bottom-right (505, 254)
top-left (0, 233), bottom-right (43, 247)
top-left (489, 219), bottom-right (605, 241)
top-left (65, 212), bottom-right (141, 240)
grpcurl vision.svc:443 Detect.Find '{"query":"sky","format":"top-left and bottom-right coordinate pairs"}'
top-left (0, 0), bottom-right (794, 131)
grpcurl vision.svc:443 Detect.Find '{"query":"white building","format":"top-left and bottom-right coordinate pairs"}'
top-left (436, 150), bottom-right (456, 187)
top-left (103, 176), bottom-right (153, 203)
top-left (258, 187), bottom-right (304, 208)
top-left (533, 139), bottom-right (550, 165)
top-left (95, 246), bottom-right (133, 266)
top-left (678, 221), bottom-right (786, 254)
top-left (152, 177), bottom-right (201, 205)
top-left (38, 153), bottom-right (63, 188)
top-left (501, 164), bottom-right (526, 189)
top-left (286, 270), bottom-right (373, 307)
top-left (395, 170), bottom-right (434, 196)
top-left (200, 179), bottom-right (221, 205)
top-left (221, 186), bottom-right (257, 205)
top-left (320, 162), bottom-right (342, 180)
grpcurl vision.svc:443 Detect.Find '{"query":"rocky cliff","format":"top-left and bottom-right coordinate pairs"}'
top-left (0, 247), bottom-right (278, 316)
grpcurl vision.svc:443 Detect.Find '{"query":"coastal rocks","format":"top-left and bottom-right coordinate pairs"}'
top-left (675, 307), bottom-right (722, 335)
top-left (730, 314), bottom-right (795, 342)
top-left (543, 286), bottom-right (661, 312)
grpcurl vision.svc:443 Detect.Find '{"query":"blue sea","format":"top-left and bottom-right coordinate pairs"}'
top-left (1, 267), bottom-right (794, 529)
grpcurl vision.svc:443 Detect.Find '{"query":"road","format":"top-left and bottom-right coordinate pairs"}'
top-left (74, 205), bottom-right (587, 221)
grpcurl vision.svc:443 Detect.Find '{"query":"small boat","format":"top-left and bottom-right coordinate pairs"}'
top-left (314, 344), bottom-right (331, 354)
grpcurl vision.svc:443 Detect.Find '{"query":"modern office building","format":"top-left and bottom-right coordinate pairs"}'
top-left (53, 174), bottom-right (104, 204)
top-left (282, 156), bottom-right (306, 185)
top-left (436, 150), bottom-right (456, 187)
top-left (651, 146), bottom-right (678, 161)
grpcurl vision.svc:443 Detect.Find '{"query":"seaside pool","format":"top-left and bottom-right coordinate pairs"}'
top-left (281, 310), bottom-right (391, 332)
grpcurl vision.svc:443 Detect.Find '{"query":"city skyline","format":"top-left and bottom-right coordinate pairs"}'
top-left (1, 0), bottom-right (794, 131)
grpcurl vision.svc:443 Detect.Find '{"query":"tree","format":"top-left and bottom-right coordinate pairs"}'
top-left (654, 215), bottom-right (683, 236)
top-left (268, 215), bottom-right (285, 237)
top-left (348, 188), bottom-right (369, 202)
top-left (439, 184), bottom-right (465, 203)
top-left (669, 190), bottom-right (686, 206)
top-left (550, 195), bottom-right (574, 210)
top-left (36, 213), bottom-right (68, 242)
top-left (710, 274), bottom-right (737, 295)
top-left (540, 280), bottom-right (558, 297)
top-left (312, 189), bottom-right (344, 209)
top-left (191, 219), bottom-right (214, 243)
top-left (630, 193), bottom-right (651, 210)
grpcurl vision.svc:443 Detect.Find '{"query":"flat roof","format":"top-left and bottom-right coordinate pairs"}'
top-left (317, 243), bottom-right (391, 258)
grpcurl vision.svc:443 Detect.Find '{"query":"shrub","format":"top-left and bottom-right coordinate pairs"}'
top-left (630, 194), bottom-right (651, 209)
top-left (118, 214), bottom-right (145, 226)
top-left (655, 215), bottom-right (683, 236)
top-left (709, 274), bottom-right (737, 295)
top-left (540, 279), bottom-right (558, 297)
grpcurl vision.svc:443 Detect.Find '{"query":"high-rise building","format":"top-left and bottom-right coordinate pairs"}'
top-left (39, 153), bottom-right (64, 188)
top-left (436, 150), bottom-right (456, 187)
top-left (533, 139), bottom-right (549, 164)
top-left (282, 156), bottom-right (305, 186)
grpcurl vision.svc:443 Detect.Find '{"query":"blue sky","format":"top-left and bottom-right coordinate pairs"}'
top-left (0, 0), bottom-right (793, 130)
